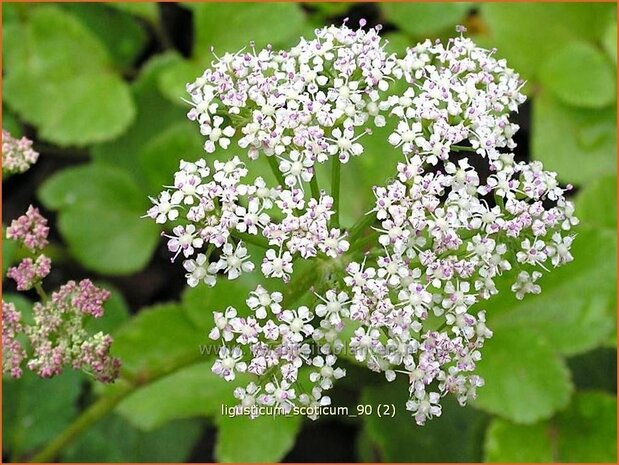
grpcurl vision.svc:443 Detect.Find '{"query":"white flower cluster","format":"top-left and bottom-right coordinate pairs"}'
top-left (147, 22), bottom-right (578, 425)
top-left (210, 286), bottom-right (347, 417)
top-left (146, 157), bottom-right (347, 287)
top-left (185, 20), bottom-right (396, 188)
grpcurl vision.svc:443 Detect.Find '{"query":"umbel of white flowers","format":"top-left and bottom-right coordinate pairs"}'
top-left (145, 22), bottom-right (578, 425)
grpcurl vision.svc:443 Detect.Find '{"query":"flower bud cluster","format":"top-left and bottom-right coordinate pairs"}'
top-left (2, 301), bottom-right (27, 378)
top-left (2, 207), bottom-right (121, 383)
top-left (26, 280), bottom-right (119, 382)
top-left (6, 205), bottom-right (49, 252)
top-left (2, 130), bottom-right (39, 175)
top-left (148, 23), bottom-right (577, 424)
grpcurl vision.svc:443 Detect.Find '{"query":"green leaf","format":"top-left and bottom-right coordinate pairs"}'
top-left (576, 174), bottom-right (617, 231)
top-left (532, 92), bottom-right (616, 184)
top-left (106, 2), bottom-right (160, 24)
top-left (116, 362), bottom-right (233, 430)
top-left (92, 53), bottom-right (188, 188)
top-left (554, 391), bottom-right (617, 462)
top-left (2, 370), bottom-right (82, 457)
top-left (112, 303), bottom-right (204, 375)
top-left (3, 6), bottom-right (135, 146)
top-left (3, 5), bottom-right (109, 74)
top-left (485, 419), bottom-right (554, 462)
top-left (473, 325), bottom-right (573, 424)
top-left (58, 203), bottom-right (159, 275)
top-left (383, 32), bottom-right (413, 55)
top-left (38, 164), bottom-right (159, 275)
top-left (486, 228), bottom-right (616, 356)
top-left (138, 121), bottom-right (204, 192)
top-left (308, 2), bottom-right (353, 18)
top-left (157, 56), bottom-right (204, 105)
top-left (62, 414), bottom-right (201, 462)
top-left (191, 3), bottom-right (305, 56)
top-left (381, 2), bottom-right (471, 37)
top-left (361, 378), bottom-right (487, 461)
top-left (7, 71), bottom-right (134, 147)
top-left (356, 427), bottom-right (378, 461)
top-left (485, 392), bottom-right (617, 462)
top-left (603, 20), bottom-right (617, 64)
top-left (482, 3), bottom-right (616, 81)
top-left (568, 348), bottom-right (617, 394)
top-left (215, 414), bottom-right (302, 462)
top-left (1, 107), bottom-right (22, 136)
top-left (38, 164), bottom-right (145, 211)
top-left (60, 3), bottom-right (149, 69)
top-left (539, 41), bottom-right (615, 109)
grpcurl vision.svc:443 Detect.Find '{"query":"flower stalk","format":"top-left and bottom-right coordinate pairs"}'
top-left (331, 157), bottom-right (341, 228)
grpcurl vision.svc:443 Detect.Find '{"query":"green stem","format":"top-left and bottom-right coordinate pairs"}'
top-left (30, 348), bottom-right (203, 463)
top-left (283, 262), bottom-right (319, 304)
top-left (348, 212), bottom-right (377, 243)
top-left (231, 231), bottom-right (270, 249)
top-left (30, 383), bottom-right (132, 463)
top-left (33, 282), bottom-right (48, 303)
top-left (451, 145), bottom-right (476, 153)
top-left (331, 157), bottom-right (341, 228)
top-left (266, 155), bottom-right (285, 187)
top-left (309, 172), bottom-right (320, 200)
top-left (346, 231), bottom-right (379, 255)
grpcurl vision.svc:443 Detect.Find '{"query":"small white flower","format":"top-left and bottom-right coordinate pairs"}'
top-left (261, 248), bottom-right (294, 282)
top-left (215, 242), bottom-right (254, 279)
top-left (327, 126), bottom-right (364, 163)
top-left (315, 290), bottom-right (350, 325)
top-left (280, 306), bottom-right (314, 343)
top-left (183, 253), bottom-right (216, 287)
top-left (235, 199), bottom-right (270, 235)
top-left (209, 306), bottom-right (237, 341)
top-left (388, 120), bottom-right (422, 155)
top-left (406, 391), bottom-right (442, 426)
top-left (212, 346), bottom-right (247, 381)
top-left (511, 271), bottom-right (543, 300)
top-left (278, 151), bottom-right (314, 188)
top-left (145, 191), bottom-right (180, 224)
top-left (202, 115), bottom-right (236, 153)
top-left (517, 239), bottom-right (548, 267)
top-left (246, 285), bottom-right (283, 318)
top-left (309, 355), bottom-right (346, 390)
top-left (164, 225), bottom-right (203, 262)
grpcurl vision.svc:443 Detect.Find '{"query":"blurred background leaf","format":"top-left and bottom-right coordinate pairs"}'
top-left (381, 2), bottom-right (471, 37)
top-left (2, 371), bottom-right (83, 460)
top-left (3, 5), bottom-right (136, 146)
top-left (214, 414), bottom-right (302, 462)
top-left (62, 415), bottom-right (202, 462)
top-left (485, 392), bottom-right (617, 462)
top-left (37, 164), bottom-right (159, 275)
top-left (360, 379), bottom-right (487, 461)
top-left (473, 325), bottom-right (573, 424)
